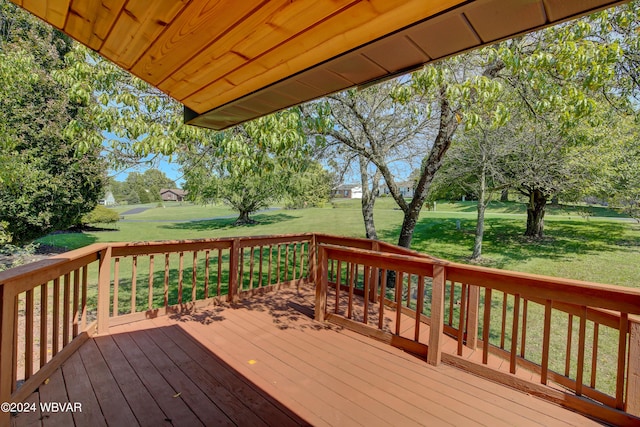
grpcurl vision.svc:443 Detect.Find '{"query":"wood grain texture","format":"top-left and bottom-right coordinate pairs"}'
top-left (13, 285), bottom-right (612, 427)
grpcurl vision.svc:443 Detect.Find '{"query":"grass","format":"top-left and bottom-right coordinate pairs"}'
top-left (37, 198), bottom-right (640, 288)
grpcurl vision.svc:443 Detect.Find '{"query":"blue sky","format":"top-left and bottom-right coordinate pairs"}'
top-left (109, 156), bottom-right (185, 187)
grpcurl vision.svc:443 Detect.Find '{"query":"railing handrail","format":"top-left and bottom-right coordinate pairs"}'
top-left (0, 243), bottom-right (108, 290)
top-left (319, 243), bottom-right (640, 315)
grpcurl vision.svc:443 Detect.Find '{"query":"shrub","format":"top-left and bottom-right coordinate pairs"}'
top-left (81, 205), bottom-right (120, 226)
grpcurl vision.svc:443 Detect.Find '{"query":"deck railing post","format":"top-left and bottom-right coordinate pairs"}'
top-left (314, 245), bottom-right (327, 322)
top-left (0, 285), bottom-right (16, 426)
top-left (466, 285), bottom-right (480, 350)
top-left (228, 239), bottom-right (240, 303)
top-left (370, 241), bottom-right (380, 303)
top-left (428, 263), bottom-right (446, 366)
top-left (309, 234), bottom-right (317, 286)
top-left (97, 246), bottom-right (112, 335)
top-left (626, 318), bottom-right (640, 416)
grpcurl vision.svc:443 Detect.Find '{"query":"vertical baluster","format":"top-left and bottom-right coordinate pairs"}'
top-left (276, 244), bottom-right (281, 284)
top-left (378, 269), bottom-right (387, 330)
top-left (615, 313), bottom-right (628, 410)
top-left (131, 256), bottom-right (138, 313)
top-left (81, 266), bottom-right (87, 330)
top-left (284, 244), bottom-right (290, 281)
top-left (164, 254), bottom-right (170, 309)
top-left (52, 278), bottom-right (60, 356)
top-left (575, 306), bottom-right (587, 396)
top-left (204, 251), bottom-right (210, 299)
top-left (509, 294), bottom-right (520, 374)
top-left (292, 243), bottom-right (297, 281)
top-left (406, 274), bottom-right (412, 308)
top-left (178, 252), bottom-right (184, 304)
top-left (249, 247), bottom-right (255, 290)
top-left (500, 292), bottom-right (508, 349)
top-left (40, 282), bottom-right (48, 367)
top-left (113, 258), bottom-right (120, 317)
top-left (415, 276), bottom-right (425, 342)
top-left (217, 248), bottom-right (223, 297)
top-left (448, 282), bottom-right (455, 326)
top-left (363, 266), bottom-right (370, 325)
top-left (192, 252), bottom-right (198, 302)
top-left (348, 263), bottom-right (356, 320)
top-left (590, 323), bottom-right (599, 389)
top-left (63, 274), bottom-right (70, 346)
top-left (258, 246), bottom-right (264, 288)
top-left (520, 299), bottom-right (528, 358)
top-left (267, 245), bottom-right (273, 286)
top-left (25, 289), bottom-right (33, 379)
top-left (72, 270), bottom-right (79, 337)
top-left (565, 314), bottom-right (574, 377)
top-left (238, 247), bottom-right (245, 291)
top-left (457, 283), bottom-right (468, 356)
top-left (394, 272), bottom-right (403, 336)
top-left (299, 243), bottom-right (306, 282)
top-left (149, 255), bottom-right (155, 309)
top-left (482, 288), bottom-right (492, 365)
top-left (334, 260), bottom-right (342, 314)
top-left (541, 300), bottom-right (552, 384)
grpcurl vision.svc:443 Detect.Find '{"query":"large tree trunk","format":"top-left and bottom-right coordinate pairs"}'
top-left (396, 95), bottom-right (460, 248)
top-left (500, 188), bottom-right (509, 202)
top-left (525, 189), bottom-right (547, 238)
top-left (234, 210), bottom-right (255, 225)
top-left (359, 156), bottom-right (380, 239)
top-left (471, 166), bottom-right (487, 260)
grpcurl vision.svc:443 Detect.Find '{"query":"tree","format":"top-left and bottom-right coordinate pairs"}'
top-left (180, 110), bottom-right (314, 225)
top-left (431, 123), bottom-right (510, 259)
top-left (284, 162), bottom-right (333, 209)
top-left (0, 1), bottom-right (105, 244)
top-left (310, 80), bottom-right (433, 242)
top-left (123, 169), bottom-right (175, 204)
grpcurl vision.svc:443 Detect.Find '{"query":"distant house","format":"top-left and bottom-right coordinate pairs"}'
top-left (381, 181), bottom-right (415, 198)
top-left (160, 188), bottom-right (187, 202)
top-left (332, 184), bottom-right (363, 199)
top-left (98, 191), bottom-right (116, 206)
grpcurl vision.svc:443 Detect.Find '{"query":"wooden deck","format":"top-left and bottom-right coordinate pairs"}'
top-left (11, 285), bottom-right (604, 427)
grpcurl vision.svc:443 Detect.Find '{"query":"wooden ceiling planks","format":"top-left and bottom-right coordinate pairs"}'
top-left (100, 0), bottom-right (188, 70)
top-left (11, 0), bottom-right (631, 130)
top-left (22, 0), bottom-right (69, 29)
top-left (64, 0), bottom-right (126, 51)
top-left (157, 0), bottom-right (357, 102)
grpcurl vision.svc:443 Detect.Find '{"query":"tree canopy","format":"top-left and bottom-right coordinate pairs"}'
top-left (0, 1), bottom-right (105, 244)
top-left (179, 110), bottom-right (318, 225)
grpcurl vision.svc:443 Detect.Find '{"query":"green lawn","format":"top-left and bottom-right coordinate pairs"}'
top-left (39, 199), bottom-right (639, 289)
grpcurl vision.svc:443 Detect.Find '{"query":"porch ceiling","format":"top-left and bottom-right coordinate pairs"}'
top-left (13, 0), bottom-right (629, 130)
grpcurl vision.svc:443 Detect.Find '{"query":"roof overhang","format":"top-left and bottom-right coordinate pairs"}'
top-left (13, 0), bottom-right (630, 130)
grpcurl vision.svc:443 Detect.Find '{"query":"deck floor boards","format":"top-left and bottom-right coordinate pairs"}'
top-left (12, 285), bottom-right (603, 427)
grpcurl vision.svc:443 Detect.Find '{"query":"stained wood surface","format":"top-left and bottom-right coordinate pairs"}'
top-left (11, 285), bottom-right (603, 427)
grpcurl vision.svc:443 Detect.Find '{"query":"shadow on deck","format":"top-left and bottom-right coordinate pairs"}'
top-left (12, 285), bottom-right (602, 427)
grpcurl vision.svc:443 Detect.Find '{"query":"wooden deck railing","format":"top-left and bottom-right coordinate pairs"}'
top-left (0, 234), bottom-right (312, 425)
top-left (0, 244), bottom-right (108, 410)
top-left (314, 239), bottom-right (640, 426)
top-left (1, 233), bottom-right (638, 426)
